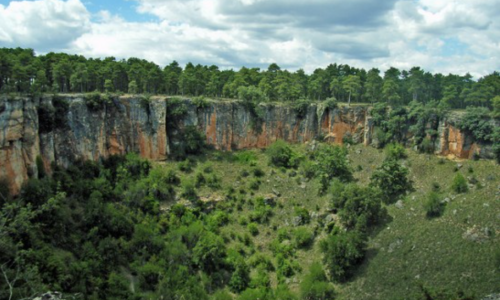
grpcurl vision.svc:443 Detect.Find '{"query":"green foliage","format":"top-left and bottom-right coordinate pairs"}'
top-left (233, 150), bottom-right (258, 165)
top-left (294, 207), bottom-right (311, 225)
top-left (451, 172), bottom-right (468, 193)
top-left (193, 231), bottom-right (226, 273)
top-left (424, 191), bottom-right (445, 218)
top-left (332, 183), bottom-right (384, 231)
top-left (324, 97), bottom-right (338, 109)
top-left (313, 144), bottom-right (352, 193)
top-left (320, 228), bottom-right (366, 282)
top-left (184, 125), bottom-right (207, 155)
top-left (300, 262), bottom-right (336, 300)
top-left (370, 157), bottom-right (412, 203)
top-left (458, 107), bottom-right (493, 143)
top-left (267, 140), bottom-right (298, 168)
top-left (192, 96), bottom-right (209, 109)
top-left (293, 227), bottom-right (314, 249)
top-left (237, 287), bottom-right (269, 300)
top-left (38, 97), bottom-right (69, 133)
top-left (227, 251), bottom-right (250, 293)
top-left (247, 222), bottom-right (259, 236)
top-left (249, 197), bottom-right (273, 223)
top-left (292, 98), bottom-right (311, 118)
top-left (385, 143), bottom-right (407, 160)
top-left (182, 179), bottom-right (198, 202)
top-left (84, 91), bottom-right (111, 110)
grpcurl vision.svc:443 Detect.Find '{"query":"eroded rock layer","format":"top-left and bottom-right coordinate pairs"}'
top-left (0, 95), bottom-right (491, 193)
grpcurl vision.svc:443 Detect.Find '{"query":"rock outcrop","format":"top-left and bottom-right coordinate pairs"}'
top-left (0, 95), bottom-right (493, 194)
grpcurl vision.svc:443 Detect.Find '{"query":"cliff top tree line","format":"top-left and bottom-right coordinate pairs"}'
top-left (1, 47), bottom-right (500, 110)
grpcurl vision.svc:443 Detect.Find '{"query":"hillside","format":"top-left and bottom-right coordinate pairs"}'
top-left (1, 139), bottom-right (498, 300)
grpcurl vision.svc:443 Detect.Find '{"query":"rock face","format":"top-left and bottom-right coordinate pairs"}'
top-left (0, 95), bottom-right (493, 194)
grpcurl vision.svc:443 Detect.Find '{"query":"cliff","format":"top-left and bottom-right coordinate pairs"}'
top-left (0, 95), bottom-right (492, 194)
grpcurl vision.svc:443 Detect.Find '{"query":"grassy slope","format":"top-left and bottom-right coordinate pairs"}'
top-left (157, 144), bottom-right (499, 299)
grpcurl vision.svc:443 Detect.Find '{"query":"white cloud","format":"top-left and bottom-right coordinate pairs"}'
top-left (0, 0), bottom-right (91, 51)
top-left (1, 0), bottom-right (499, 77)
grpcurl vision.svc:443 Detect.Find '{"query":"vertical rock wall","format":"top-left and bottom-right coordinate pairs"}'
top-left (0, 95), bottom-right (492, 194)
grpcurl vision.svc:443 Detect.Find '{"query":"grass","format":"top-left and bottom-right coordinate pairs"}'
top-left (155, 143), bottom-right (499, 299)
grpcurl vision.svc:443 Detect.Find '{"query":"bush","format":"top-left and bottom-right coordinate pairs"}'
top-left (300, 262), bottom-right (336, 300)
top-left (293, 227), bottom-right (314, 249)
top-left (451, 173), bottom-right (468, 193)
top-left (458, 107), bottom-right (493, 143)
top-left (178, 159), bottom-right (195, 173)
top-left (249, 179), bottom-right (261, 190)
top-left (294, 207), bottom-right (310, 225)
top-left (267, 140), bottom-right (298, 168)
top-left (252, 167), bottom-right (265, 177)
top-left (233, 150), bottom-right (258, 165)
top-left (370, 157), bottom-right (412, 204)
top-left (313, 144), bottom-right (353, 193)
top-left (181, 180), bottom-right (198, 202)
top-left (424, 191), bottom-right (445, 218)
top-left (195, 172), bottom-right (206, 187)
top-left (385, 143), bottom-right (407, 160)
top-left (336, 184), bottom-right (384, 231)
top-left (84, 91), bottom-right (111, 110)
top-left (184, 126), bottom-right (206, 155)
top-left (247, 223), bottom-right (259, 236)
top-left (292, 99), bottom-right (310, 119)
top-left (320, 228), bottom-right (366, 282)
top-left (192, 96), bottom-right (209, 109)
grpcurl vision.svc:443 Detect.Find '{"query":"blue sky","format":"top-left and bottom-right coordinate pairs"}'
top-left (0, 0), bottom-right (499, 77)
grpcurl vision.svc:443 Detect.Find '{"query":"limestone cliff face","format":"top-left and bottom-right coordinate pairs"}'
top-left (182, 100), bottom-right (368, 150)
top-left (0, 95), bottom-right (492, 194)
top-left (0, 97), bottom-right (40, 194)
top-left (1, 95), bottom-right (169, 193)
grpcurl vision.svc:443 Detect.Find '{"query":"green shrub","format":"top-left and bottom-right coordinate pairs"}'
top-left (207, 174), bottom-right (222, 190)
top-left (292, 98), bottom-right (310, 119)
top-left (249, 179), bottom-right (261, 190)
top-left (294, 207), bottom-right (310, 225)
top-left (84, 91), bottom-right (111, 110)
top-left (419, 137), bottom-right (435, 154)
top-left (233, 150), bottom-right (258, 165)
top-left (267, 140), bottom-right (298, 168)
top-left (336, 184), bottom-right (384, 231)
top-left (451, 173), bottom-right (468, 193)
top-left (293, 227), bottom-right (314, 249)
top-left (320, 228), bottom-right (366, 282)
top-left (195, 172), bottom-right (206, 187)
top-left (184, 126), bottom-right (206, 155)
top-left (300, 262), bottom-right (336, 300)
top-left (247, 223), bottom-right (259, 236)
top-left (313, 144), bottom-right (353, 193)
top-left (178, 159), bottom-right (195, 172)
top-left (324, 97), bottom-right (338, 110)
top-left (385, 143), bottom-right (407, 160)
top-left (227, 251), bottom-right (250, 292)
top-left (458, 107), bottom-right (493, 143)
top-left (181, 180), bottom-right (198, 202)
top-left (277, 228), bottom-right (290, 242)
top-left (192, 96), bottom-right (209, 109)
top-left (252, 167), bottom-right (265, 177)
top-left (424, 191), bottom-right (445, 218)
top-left (370, 157), bottom-right (412, 204)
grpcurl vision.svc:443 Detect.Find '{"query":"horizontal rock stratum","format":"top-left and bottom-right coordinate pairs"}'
top-left (0, 95), bottom-right (491, 194)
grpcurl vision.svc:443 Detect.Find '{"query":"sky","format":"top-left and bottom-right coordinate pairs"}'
top-left (0, 0), bottom-right (499, 77)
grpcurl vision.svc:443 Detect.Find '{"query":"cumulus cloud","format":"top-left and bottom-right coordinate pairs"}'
top-left (0, 0), bottom-right (91, 51)
top-left (1, 0), bottom-right (499, 76)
